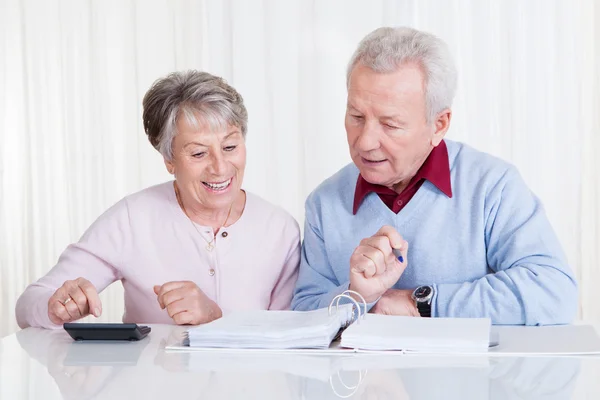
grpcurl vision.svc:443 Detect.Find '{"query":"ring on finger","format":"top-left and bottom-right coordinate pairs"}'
top-left (61, 297), bottom-right (72, 306)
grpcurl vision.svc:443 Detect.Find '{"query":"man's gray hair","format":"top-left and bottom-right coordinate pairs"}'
top-left (347, 27), bottom-right (457, 122)
top-left (142, 70), bottom-right (248, 160)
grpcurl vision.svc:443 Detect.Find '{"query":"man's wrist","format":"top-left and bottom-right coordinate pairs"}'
top-left (392, 289), bottom-right (419, 317)
top-left (408, 289), bottom-right (420, 316)
top-left (348, 284), bottom-right (383, 304)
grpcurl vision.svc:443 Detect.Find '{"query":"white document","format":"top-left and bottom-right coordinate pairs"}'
top-left (167, 299), bottom-right (600, 357)
top-left (173, 305), bottom-right (492, 354)
top-left (185, 305), bottom-right (354, 349)
top-left (341, 314), bottom-right (491, 353)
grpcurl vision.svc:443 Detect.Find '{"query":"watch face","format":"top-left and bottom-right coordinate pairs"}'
top-left (414, 286), bottom-right (432, 299)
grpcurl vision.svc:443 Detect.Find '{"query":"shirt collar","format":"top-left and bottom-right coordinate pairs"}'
top-left (353, 139), bottom-right (452, 214)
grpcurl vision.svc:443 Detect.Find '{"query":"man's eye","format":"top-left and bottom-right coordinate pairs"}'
top-left (224, 146), bottom-right (237, 152)
top-left (192, 152), bottom-right (206, 158)
top-left (351, 115), bottom-right (364, 120)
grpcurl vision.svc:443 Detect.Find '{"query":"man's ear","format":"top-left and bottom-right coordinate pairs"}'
top-left (431, 108), bottom-right (452, 147)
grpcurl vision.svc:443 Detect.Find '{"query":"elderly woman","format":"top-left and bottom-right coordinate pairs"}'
top-left (16, 70), bottom-right (301, 329)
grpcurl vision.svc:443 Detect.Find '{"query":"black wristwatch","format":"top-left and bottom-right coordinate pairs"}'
top-left (411, 285), bottom-right (434, 317)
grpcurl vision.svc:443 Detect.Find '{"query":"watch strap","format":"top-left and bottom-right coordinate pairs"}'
top-left (417, 300), bottom-right (431, 318)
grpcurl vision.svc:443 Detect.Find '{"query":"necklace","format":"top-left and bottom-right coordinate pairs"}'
top-left (174, 182), bottom-right (234, 252)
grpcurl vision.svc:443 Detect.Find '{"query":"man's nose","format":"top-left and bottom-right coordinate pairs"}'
top-left (355, 122), bottom-right (380, 152)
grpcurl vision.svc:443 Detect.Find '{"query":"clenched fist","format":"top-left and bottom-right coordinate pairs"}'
top-left (153, 281), bottom-right (222, 325)
top-left (349, 225), bottom-right (408, 303)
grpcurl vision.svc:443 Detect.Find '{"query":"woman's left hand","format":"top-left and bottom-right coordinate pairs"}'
top-left (153, 281), bottom-right (222, 325)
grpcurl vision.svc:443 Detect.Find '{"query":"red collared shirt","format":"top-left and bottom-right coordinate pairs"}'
top-left (353, 140), bottom-right (453, 214)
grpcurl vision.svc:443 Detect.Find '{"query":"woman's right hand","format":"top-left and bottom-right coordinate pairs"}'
top-left (48, 277), bottom-right (102, 325)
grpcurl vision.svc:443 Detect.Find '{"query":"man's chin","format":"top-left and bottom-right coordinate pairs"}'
top-left (358, 170), bottom-right (389, 186)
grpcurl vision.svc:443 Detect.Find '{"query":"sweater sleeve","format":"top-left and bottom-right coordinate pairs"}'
top-left (15, 199), bottom-right (131, 329)
top-left (433, 167), bottom-right (578, 325)
top-left (291, 195), bottom-right (352, 311)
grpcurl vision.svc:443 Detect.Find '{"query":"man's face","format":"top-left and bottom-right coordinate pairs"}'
top-left (345, 63), bottom-right (447, 191)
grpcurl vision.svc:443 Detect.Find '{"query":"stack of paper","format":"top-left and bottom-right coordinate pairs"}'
top-left (340, 314), bottom-right (491, 353)
top-left (187, 305), bottom-right (354, 349)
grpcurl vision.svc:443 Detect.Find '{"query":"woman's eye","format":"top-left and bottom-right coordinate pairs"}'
top-left (351, 115), bottom-right (364, 120)
top-left (224, 146), bottom-right (237, 152)
top-left (192, 152), bottom-right (206, 158)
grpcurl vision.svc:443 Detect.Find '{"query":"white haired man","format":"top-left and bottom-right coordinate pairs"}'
top-left (292, 27), bottom-right (577, 325)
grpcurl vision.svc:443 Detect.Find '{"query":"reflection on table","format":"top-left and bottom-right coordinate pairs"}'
top-left (2, 324), bottom-right (594, 400)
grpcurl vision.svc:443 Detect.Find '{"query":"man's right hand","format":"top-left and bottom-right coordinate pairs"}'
top-left (349, 225), bottom-right (408, 303)
top-left (48, 277), bottom-right (102, 325)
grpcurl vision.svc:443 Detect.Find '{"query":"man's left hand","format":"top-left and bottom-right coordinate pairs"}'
top-left (371, 288), bottom-right (420, 317)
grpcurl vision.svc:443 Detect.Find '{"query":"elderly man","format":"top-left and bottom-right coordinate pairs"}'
top-left (291, 27), bottom-right (577, 325)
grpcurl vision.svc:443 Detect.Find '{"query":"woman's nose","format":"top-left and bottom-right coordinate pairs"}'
top-left (208, 154), bottom-right (228, 176)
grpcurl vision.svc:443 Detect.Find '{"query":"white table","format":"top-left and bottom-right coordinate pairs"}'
top-left (2, 324), bottom-right (600, 399)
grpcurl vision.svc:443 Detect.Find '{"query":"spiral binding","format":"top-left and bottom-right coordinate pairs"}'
top-left (327, 290), bottom-right (368, 398)
top-left (328, 289), bottom-right (367, 327)
top-left (326, 289), bottom-right (369, 400)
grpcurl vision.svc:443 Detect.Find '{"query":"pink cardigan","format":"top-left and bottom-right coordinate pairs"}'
top-left (16, 182), bottom-right (301, 328)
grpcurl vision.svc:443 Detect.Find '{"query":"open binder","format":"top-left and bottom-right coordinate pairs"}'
top-left (167, 290), bottom-right (492, 354)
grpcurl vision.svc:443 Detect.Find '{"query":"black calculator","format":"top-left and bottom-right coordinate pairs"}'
top-left (63, 323), bottom-right (151, 341)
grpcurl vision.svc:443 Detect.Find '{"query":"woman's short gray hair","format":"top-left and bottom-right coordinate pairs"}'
top-left (347, 27), bottom-right (457, 122)
top-left (142, 70), bottom-right (248, 160)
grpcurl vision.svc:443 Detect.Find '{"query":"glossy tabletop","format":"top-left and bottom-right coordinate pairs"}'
top-left (2, 324), bottom-right (600, 399)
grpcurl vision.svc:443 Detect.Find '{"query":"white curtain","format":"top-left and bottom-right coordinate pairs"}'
top-left (1, 0), bottom-right (598, 337)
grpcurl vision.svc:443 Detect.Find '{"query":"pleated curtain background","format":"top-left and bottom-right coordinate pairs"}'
top-left (1, 0), bottom-right (599, 337)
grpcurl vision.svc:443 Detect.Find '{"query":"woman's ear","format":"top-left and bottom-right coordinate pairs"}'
top-left (164, 158), bottom-right (175, 175)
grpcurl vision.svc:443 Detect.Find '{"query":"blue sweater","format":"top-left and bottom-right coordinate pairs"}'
top-left (292, 140), bottom-right (577, 325)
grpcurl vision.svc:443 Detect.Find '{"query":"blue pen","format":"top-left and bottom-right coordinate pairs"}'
top-left (392, 248), bottom-right (404, 263)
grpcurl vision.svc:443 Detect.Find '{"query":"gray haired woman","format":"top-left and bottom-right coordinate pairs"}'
top-left (16, 70), bottom-right (301, 329)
